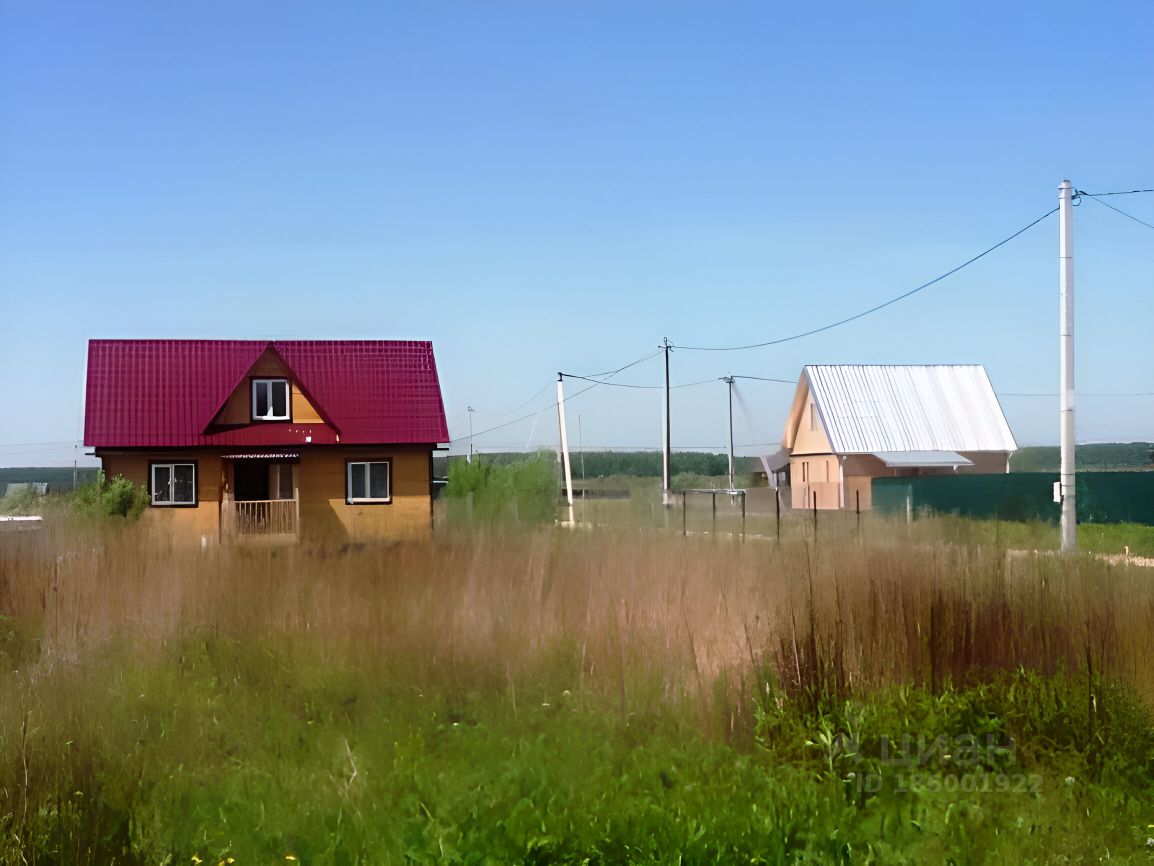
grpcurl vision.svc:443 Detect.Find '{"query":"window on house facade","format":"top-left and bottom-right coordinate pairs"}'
top-left (346, 460), bottom-right (390, 504)
top-left (151, 462), bottom-right (197, 506)
top-left (801, 461), bottom-right (809, 483)
top-left (809, 404), bottom-right (819, 432)
top-left (252, 379), bottom-right (290, 421)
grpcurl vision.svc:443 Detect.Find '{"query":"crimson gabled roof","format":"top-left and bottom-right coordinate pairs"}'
top-left (84, 340), bottom-right (449, 448)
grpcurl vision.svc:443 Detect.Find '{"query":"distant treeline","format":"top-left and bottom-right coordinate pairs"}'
top-left (434, 443), bottom-right (1154, 480)
top-left (437, 451), bottom-right (764, 480)
top-left (0, 467), bottom-right (99, 492)
top-left (1010, 443), bottom-right (1153, 472)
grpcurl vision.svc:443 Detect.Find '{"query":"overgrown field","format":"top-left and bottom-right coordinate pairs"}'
top-left (2, 521), bottom-right (1154, 863)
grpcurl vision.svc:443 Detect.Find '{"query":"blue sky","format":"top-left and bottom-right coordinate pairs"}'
top-left (1, 1), bottom-right (1151, 466)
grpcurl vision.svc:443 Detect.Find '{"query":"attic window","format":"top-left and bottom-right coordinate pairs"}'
top-left (252, 379), bottom-right (290, 421)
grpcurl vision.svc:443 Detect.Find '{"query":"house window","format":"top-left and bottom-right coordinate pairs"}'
top-left (801, 461), bottom-right (809, 483)
top-left (150, 462), bottom-right (197, 506)
top-left (252, 379), bottom-right (290, 421)
top-left (346, 460), bottom-right (390, 504)
top-left (809, 404), bottom-right (819, 432)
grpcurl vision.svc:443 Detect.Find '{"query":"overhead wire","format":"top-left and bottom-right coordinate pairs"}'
top-left (448, 348), bottom-right (662, 444)
top-left (1077, 190), bottom-right (1154, 231)
top-left (674, 206), bottom-right (1059, 351)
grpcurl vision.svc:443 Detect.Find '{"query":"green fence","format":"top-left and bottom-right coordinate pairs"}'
top-left (872, 472), bottom-right (1154, 526)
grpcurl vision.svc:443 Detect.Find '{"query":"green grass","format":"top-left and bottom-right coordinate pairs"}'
top-left (4, 522), bottom-right (1154, 863)
top-left (4, 639), bottom-right (1153, 864)
top-left (905, 514), bottom-right (1154, 558)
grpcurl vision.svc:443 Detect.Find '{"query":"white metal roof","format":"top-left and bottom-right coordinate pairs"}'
top-left (806, 365), bottom-right (1017, 455)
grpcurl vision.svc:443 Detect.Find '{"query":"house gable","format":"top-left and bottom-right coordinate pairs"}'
top-left (208, 346), bottom-right (328, 429)
top-left (782, 375), bottom-right (833, 456)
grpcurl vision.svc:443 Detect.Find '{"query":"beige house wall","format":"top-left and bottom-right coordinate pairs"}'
top-left (98, 447), bottom-right (432, 541)
top-left (296, 449), bottom-right (431, 541)
top-left (100, 452), bottom-right (224, 538)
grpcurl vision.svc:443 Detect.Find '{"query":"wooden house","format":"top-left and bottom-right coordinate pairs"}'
top-left (779, 365), bottom-right (1017, 510)
top-left (83, 339), bottom-right (448, 541)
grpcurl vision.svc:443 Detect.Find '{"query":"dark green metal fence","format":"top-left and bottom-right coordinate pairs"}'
top-left (872, 472), bottom-right (1154, 525)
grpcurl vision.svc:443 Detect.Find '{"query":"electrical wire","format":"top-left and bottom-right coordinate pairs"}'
top-left (467, 381), bottom-right (555, 418)
top-left (674, 206), bottom-right (1059, 351)
top-left (559, 373), bottom-right (719, 390)
top-left (1076, 188), bottom-right (1154, 197)
top-left (730, 375), bottom-right (796, 384)
top-left (448, 349), bottom-right (662, 444)
top-left (569, 350), bottom-right (663, 380)
top-left (1078, 191), bottom-right (1154, 231)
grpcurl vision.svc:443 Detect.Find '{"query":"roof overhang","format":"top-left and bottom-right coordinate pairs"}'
top-left (871, 450), bottom-right (974, 468)
top-left (220, 451), bottom-right (301, 461)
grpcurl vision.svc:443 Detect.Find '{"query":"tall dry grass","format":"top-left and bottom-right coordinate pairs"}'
top-left (3, 518), bottom-right (1152, 732)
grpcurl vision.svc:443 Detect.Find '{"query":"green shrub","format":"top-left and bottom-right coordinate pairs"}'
top-left (445, 451), bottom-right (558, 524)
top-left (74, 470), bottom-right (149, 520)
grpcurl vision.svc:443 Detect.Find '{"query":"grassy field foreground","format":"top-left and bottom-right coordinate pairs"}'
top-left (2, 523), bottom-right (1154, 863)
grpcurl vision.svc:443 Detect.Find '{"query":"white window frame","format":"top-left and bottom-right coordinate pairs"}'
top-left (251, 378), bottom-right (291, 421)
top-left (150, 462), bottom-right (197, 507)
top-left (346, 460), bottom-right (391, 504)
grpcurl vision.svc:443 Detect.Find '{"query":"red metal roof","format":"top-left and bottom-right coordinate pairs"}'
top-left (84, 340), bottom-right (449, 448)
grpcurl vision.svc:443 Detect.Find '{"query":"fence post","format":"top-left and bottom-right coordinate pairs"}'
top-left (682, 491), bottom-right (687, 536)
top-left (855, 489), bottom-right (860, 536)
top-left (712, 490), bottom-right (717, 533)
top-left (741, 491), bottom-right (746, 539)
top-left (775, 486), bottom-right (781, 542)
top-left (812, 490), bottom-right (817, 539)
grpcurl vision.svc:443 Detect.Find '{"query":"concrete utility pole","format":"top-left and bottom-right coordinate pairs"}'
top-left (467, 406), bottom-right (475, 463)
top-left (662, 337), bottom-right (672, 505)
top-left (556, 374), bottom-right (575, 524)
top-left (1058, 180), bottom-right (1077, 552)
top-left (722, 376), bottom-right (735, 490)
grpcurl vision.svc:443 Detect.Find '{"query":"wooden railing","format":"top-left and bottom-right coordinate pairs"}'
top-left (225, 497), bottom-right (299, 537)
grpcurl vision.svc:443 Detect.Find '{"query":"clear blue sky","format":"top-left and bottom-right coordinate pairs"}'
top-left (2, 1), bottom-right (1151, 466)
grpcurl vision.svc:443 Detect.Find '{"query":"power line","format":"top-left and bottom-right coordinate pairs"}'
top-left (730, 374), bottom-right (795, 384)
top-left (467, 381), bottom-right (555, 418)
top-left (1076, 188), bottom-right (1154, 197)
top-left (571, 350), bottom-right (663, 380)
top-left (0, 440), bottom-right (82, 448)
top-left (674, 206), bottom-right (1059, 351)
top-left (448, 349), bottom-right (661, 444)
top-left (1078, 191), bottom-right (1154, 231)
top-left (559, 373), bottom-right (719, 390)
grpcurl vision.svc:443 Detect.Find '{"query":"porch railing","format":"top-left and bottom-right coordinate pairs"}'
top-left (222, 493), bottom-right (299, 538)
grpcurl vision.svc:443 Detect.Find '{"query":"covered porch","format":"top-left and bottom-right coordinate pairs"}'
top-left (220, 452), bottom-right (300, 539)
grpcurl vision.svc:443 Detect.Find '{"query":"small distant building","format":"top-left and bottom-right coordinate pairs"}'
top-left (5, 482), bottom-right (48, 497)
top-left (780, 365), bottom-right (1017, 510)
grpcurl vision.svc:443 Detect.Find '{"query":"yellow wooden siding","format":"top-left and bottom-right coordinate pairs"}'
top-left (99, 449), bottom-right (431, 541)
top-left (296, 450), bottom-right (430, 541)
top-left (101, 453), bottom-right (223, 538)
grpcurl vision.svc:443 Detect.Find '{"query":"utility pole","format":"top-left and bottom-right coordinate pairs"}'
top-left (722, 377), bottom-right (735, 490)
top-left (467, 406), bottom-right (475, 463)
top-left (1058, 180), bottom-right (1077, 552)
top-left (556, 374), bottom-right (575, 525)
top-left (662, 337), bottom-right (672, 506)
